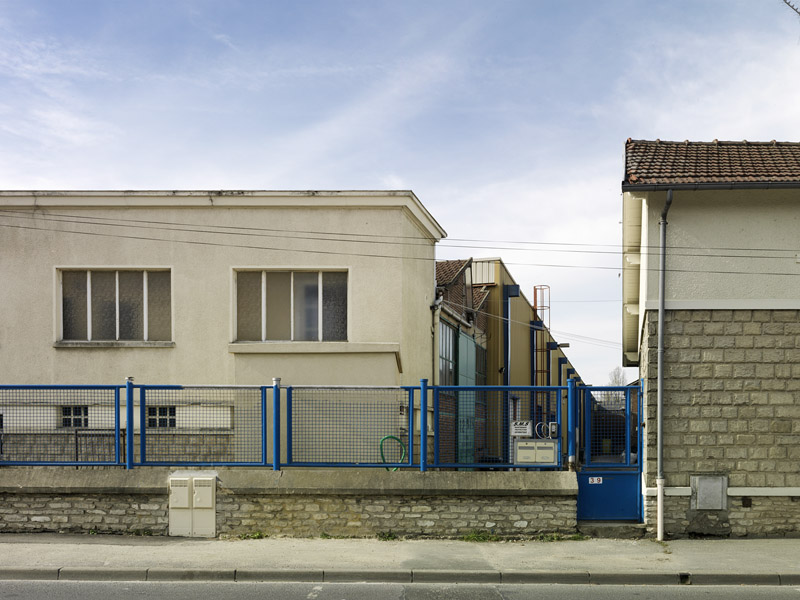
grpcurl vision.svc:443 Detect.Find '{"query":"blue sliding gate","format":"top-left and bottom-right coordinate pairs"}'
top-left (576, 385), bottom-right (642, 521)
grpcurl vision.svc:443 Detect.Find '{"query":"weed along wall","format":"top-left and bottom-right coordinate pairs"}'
top-left (0, 468), bottom-right (577, 538)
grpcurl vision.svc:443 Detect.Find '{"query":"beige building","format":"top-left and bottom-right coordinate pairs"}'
top-left (432, 257), bottom-right (582, 466)
top-left (623, 139), bottom-right (800, 537)
top-left (0, 190), bottom-right (446, 387)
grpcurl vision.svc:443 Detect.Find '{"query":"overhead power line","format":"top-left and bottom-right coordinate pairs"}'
top-left (2, 217), bottom-right (799, 278)
top-left (440, 299), bottom-right (622, 350)
top-left (0, 209), bottom-right (798, 258)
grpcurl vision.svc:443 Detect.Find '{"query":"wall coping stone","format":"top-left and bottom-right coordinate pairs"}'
top-left (217, 470), bottom-right (577, 496)
top-left (0, 468), bottom-right (577, 497)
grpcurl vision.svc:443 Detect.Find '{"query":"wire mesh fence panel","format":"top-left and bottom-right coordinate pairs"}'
top-left (140, 386), bottom-right (263, 464)
top-left (0, 387), bottom-right (121, 464)
top-left (290, 387), bottom-right (410, 465)
top-left (583, 387), bottom-right (639, 467)
top-left (434, 387), bottom-right (563, 468)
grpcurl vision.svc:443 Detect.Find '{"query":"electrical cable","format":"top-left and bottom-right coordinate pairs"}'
top-left (1, 218), bottom-right (798, 277)
top-left (0, 208), bottom-right (797, 258)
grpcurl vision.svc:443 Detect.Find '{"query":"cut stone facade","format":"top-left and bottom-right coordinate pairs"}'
top-left (640, 309), bottom-right (800, 537)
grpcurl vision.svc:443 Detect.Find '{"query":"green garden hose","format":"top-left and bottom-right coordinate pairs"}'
top-left (379, 435), bottom-right (407, 471)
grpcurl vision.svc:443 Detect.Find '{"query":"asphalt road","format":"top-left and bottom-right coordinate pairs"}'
top-left (0, 582), bottom-right (799, 600)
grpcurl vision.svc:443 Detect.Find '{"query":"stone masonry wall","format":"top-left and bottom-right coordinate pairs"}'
top-left (640, 309), bottom-right (800, 536)
top-left (0, 493), bottom-right (169, 534)
top-left (216, 493), bottom-right (576, 538)
top-left (0, 490), bottom-right (575, 538)
top-left (0, 468), bottom-right (578, 538)
top-left (644, 495), bottom-right (800, 538)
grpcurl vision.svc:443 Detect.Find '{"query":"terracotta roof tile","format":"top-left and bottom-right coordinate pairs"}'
top-left (625, 139), bottom-right (800, 185)
top-left (472, 286), bottom-right (490, 310)
top-left (435, 259), bottom-right (470, 286)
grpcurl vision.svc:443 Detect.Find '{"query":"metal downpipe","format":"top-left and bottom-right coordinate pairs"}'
top-left (657, 189), bottom-right (673, 541)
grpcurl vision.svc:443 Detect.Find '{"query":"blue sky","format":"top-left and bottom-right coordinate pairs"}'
top-left (2, 0), bottom-right (799, 384)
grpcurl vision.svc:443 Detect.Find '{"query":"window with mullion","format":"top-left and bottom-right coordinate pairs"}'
top-left (61, 405), bottom-right (88, 428)
top-left (61, 269), bottom-right (171, 342)
top-left (439, 320), bottom-right (457, 386)
top-left (236, 270), bottom-right (347, 342)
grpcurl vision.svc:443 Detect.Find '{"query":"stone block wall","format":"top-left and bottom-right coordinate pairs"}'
top-left (0, 493), bottom-right (168, 534)
top-left (216, 493), bottom-right (576, 538)
top-left (0, 468), bottom-right (578, 538)
top-left (640, 309), bottom-right (800, 536)
top-left (644, 495), bottom-right (800, 538)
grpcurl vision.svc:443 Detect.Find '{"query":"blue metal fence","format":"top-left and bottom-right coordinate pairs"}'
top-left (0, 385), bottom-right (122, 466)
top-left (580, 385), bottom-right (642, 468)
top-left (432, 386), bottom-right (564, 469)
top-left (0, 379), bottom-right (640, 471)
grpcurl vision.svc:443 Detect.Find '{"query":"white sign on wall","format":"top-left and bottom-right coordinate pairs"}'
top-left (511, 420), bottom-right (533, 437)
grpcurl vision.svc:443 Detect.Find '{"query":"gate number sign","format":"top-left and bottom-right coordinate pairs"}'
top-left (588, 477), bottom-right (603, 484)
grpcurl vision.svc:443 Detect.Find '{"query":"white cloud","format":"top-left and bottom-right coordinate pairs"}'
top-left (613, 27), bottom-right (800, 140)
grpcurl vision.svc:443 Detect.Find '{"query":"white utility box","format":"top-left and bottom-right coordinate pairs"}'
top-left (168, 472), bottom-right (217, 537)
top-left (514, 439), bottom-right (558, 466)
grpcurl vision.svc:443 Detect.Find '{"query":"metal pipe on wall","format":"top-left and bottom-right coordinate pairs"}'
top-left (657, 189), bottom-right (673, 541)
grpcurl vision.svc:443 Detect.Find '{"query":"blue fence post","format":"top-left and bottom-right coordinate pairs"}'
top-left (407, 387), bottom-right (414, 465)
top-left (420, 379), bottom-right (428, 472)
top-left (287, 386), bottom-right (293, 465)
top-left (625, 387), bottom-right (632, 466)
top-left (272, 378), bottom-right (281, 471)
top-left (139, 386), bottom-right (147, 465)
top-left (125, 377), bottom-right (134, 469)
top-left (433, 386), bottom-right (440, 467)
top-left (261, 386), bottom-right (268, 466)
top-left (567, 378), bottom-right (576, 471)
top-left (114, 386), bottom-right (121, 465)
top-left (583, 388), bottom-right (591, 466)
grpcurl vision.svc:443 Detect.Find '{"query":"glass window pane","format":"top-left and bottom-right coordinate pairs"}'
top-left (236, 271), bottom-right (262, 341)
top-left (265, 272), bottom-right (291, 340)
top-left (118, 271), bottom-right (143, 340)
top-left (62, 271), bottom-right (87, 340)
top-left (91, 271), bottom-right (116, 340)
top-left (322, 272), bottom-right (347, 341)
top-left (293, 272), bottom-right (318, 341)
top-left (147, 271), bottom-right (172, 341)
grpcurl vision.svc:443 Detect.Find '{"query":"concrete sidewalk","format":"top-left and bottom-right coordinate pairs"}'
top-left (0, 533), bottom-right (798, 585)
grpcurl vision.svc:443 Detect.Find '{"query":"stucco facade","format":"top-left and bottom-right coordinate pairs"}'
top-left (0, 190), bottom-right (445, 387)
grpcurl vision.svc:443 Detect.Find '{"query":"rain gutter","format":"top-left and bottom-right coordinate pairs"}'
top-left (622, 181), bottom-right (800, 192)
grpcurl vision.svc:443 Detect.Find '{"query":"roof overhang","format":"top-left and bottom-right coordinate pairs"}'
top-left (622, 181), bottom-right (800, 192)
top-left (621, 190), bottom-right (644, 367)
top-left (0, 189), bottom-right (448, 242)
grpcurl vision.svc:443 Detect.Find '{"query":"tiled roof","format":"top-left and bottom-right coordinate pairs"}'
top-left (625, 139), bottom-right (800, 185)
top-left (435, 259), bottom-right (470, 287)
top-left (472, 286), bottom-right (490, 310)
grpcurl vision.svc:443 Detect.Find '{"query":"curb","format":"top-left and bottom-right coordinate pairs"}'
top-left (0, 568), bottom-right (795, 585)
top-left (58, 567), bottom-right (147, 581)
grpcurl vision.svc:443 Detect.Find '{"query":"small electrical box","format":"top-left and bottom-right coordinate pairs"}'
top-left (514, 439), bottom-right (558, 466)
top-left (169, 477), bottom-right (190, 508)
top-left (168, 472), bottom-right (217, 538)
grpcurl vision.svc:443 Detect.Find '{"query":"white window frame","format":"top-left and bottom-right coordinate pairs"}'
top-left (233, 269), bottom-right (348, 343)
top-left (56, 267), bottom-right (173, 343)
